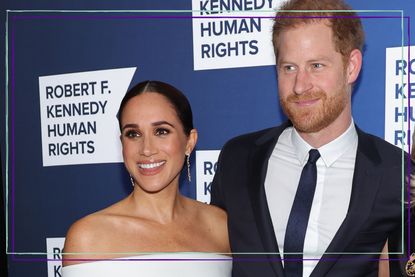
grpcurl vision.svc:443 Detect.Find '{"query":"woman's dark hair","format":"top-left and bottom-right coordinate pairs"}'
top-left (117, 80), bottom-right (194, 135)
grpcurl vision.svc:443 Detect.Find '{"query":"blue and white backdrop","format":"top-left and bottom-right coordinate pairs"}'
top-left (1, 0), bottom-right (414, 276)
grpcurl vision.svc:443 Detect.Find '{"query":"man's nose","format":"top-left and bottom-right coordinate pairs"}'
top-left (293, 69), bottom-right (313, 95)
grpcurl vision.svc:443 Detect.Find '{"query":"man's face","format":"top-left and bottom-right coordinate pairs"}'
top-left (277, 21), bottom-right (355, 134)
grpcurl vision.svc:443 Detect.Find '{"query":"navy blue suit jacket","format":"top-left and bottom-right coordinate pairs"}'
top-left (211, 122), bottom-right (405, 277)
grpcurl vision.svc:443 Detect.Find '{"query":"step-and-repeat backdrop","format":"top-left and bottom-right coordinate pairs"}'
top-left (1, 0), bottom-right (414, 276)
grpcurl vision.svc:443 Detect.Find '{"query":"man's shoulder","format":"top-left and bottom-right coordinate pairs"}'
top-left (357, 128), bottom-right (406, 164)
top-left (222, 123), bottom-right (287, 150)
top-left (226, 127), bottom-right (274, 145)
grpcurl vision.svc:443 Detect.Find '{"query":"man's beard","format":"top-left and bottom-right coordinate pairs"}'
top-left (280, 88), bottom-right (348, 133)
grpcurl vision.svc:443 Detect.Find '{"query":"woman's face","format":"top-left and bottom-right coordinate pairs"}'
top-left (120, 92), bottom-right (196, 193)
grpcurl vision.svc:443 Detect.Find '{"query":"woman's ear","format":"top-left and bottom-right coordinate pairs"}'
top-left (186, 129), bottom-right (198, 155)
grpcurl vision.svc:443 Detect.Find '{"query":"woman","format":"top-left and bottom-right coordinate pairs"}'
top-left (62, 80), bottom-right (231, 276)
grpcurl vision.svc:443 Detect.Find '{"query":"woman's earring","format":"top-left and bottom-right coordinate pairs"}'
top-left (186, 154), bottom-right (191, 182)
top-left (130, 175), bottom-right (135, 187)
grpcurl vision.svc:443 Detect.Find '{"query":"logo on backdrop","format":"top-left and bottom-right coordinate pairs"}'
top-left (192, 0), bottom-right (285, 71)
top-left (384, 46), bottom-right (414, 147)
top-left (196, 150), bottom-right (220, 203)
top-left (46, 237), bottom-right (65, 277)
top-left (38, 67), bottom-right (136, 166)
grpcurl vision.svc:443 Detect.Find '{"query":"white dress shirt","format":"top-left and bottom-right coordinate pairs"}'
top-left (264, 121), bottom-right (358, 277)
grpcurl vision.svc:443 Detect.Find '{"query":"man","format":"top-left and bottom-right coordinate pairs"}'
top-left (211, 0), bottom-right (405, 276)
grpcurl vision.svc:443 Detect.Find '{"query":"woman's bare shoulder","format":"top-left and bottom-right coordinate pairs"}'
top-left (65, 213), bottom-right (103, 247)
top-left (192, 200), bottom-right (227, 222)
top-left (188, 199), bottom-right (230, 253)
top-left (62, 209), bottom-right (119, 266)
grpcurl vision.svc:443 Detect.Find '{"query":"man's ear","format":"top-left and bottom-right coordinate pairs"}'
top-left (346, 49), bottom-right (362, 84)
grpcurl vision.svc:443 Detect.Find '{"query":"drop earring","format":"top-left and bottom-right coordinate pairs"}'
top-left (130, 175), bottom-right (135, 187)
top-left (186, 154), bottom-right (191, 182)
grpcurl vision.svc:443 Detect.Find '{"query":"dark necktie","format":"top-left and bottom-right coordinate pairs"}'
top-left (284, 149), bottom-right (321, 277)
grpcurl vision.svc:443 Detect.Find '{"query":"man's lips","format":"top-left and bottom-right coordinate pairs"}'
top-left (293, 98), bottom-right (320, 107)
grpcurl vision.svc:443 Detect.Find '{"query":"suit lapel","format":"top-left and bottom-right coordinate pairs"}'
top-left (311, 127), bottom-right (383, 276)
top-left (247, 122), bottom-right (292, 276)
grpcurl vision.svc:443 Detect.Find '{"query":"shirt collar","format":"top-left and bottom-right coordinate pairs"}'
top-left (291, 119), bottom-right (358, 167)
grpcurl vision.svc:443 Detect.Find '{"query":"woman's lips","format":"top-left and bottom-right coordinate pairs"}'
top-left (137, 161), bottom-right (166, 175)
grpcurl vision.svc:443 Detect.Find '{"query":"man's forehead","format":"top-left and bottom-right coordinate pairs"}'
top-left (277, 22), bottom-right (335, 47)
top-left (280, 19), bottom-right (332, 34)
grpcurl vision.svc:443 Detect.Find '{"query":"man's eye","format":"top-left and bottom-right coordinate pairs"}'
top-left (155, 128), bottom-right (170, 136)
top-left (312, 63), bottom-right (324, 69)
top-left (284, 65), bottom-right (296, 72)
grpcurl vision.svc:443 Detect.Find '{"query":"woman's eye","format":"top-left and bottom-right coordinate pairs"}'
top-left (155, 128), bottom-right (170, 136)
top-left (125, 130), bottom-right (140, 138)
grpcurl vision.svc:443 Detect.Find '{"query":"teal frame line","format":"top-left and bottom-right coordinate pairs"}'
top-left (4, 8), bottom-right (407, 257)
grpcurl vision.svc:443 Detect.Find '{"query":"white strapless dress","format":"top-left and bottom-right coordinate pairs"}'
top-left (62, 253), bottom-right (232, 277)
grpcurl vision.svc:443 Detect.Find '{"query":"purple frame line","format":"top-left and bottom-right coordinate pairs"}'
top-left (406, 16), bottom-right (411, 260)
top-left (10, 14), bottom-right (404, 21)
top-left (8, 12), bottom-right (411, 262)
top-left (12, 258), bottom-right (233, 263)
top-left (10, 16), bottom-right (16, 258)
top-left (9, 256), bottom-right (409, 263)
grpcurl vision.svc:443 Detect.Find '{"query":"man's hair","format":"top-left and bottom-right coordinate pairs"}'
top-left (272, 0), bottom-right (365, 64)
